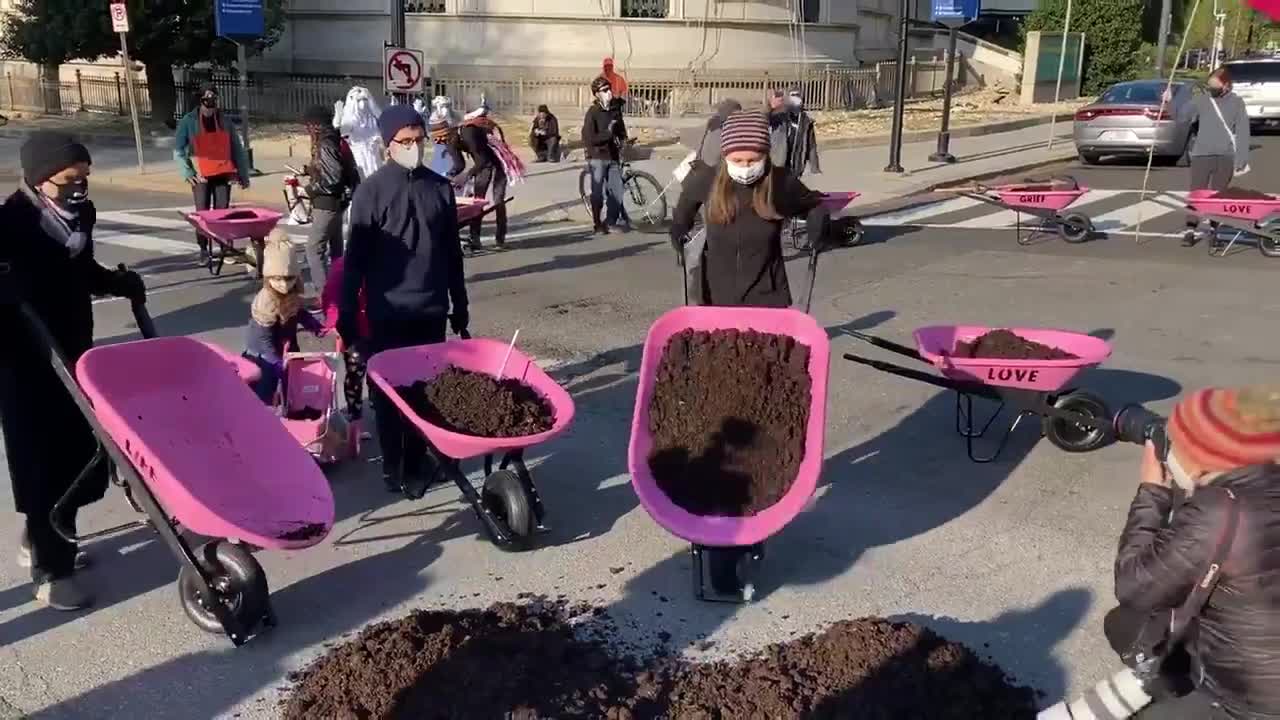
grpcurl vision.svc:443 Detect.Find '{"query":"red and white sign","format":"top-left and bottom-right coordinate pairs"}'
top-left (383, 47), bottom-right (425, 94)
top-left (110, 3), bottom-right (130, 33)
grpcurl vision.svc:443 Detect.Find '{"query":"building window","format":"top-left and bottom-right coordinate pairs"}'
top-left (801, 0), bottom-right (820, 23)
top-left (621, 0), bottom-right (668, 19)
top-left (405, 0), bottom-right (445, 12)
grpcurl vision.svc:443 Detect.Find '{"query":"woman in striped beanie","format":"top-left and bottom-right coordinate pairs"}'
top-left (670, 110), bottom-right (832, 307)
top-left (1105, 384), bottom-right (1280, 720)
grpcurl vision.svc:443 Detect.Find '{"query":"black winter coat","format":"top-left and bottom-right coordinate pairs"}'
top-left (671, 163), bottom-right (826, 308)
top-left (0, 190), bottom-right (123, 515)
top-left (581, 103), bottom-right (626, 161)
top-left (1115, 464), bottom-right (1280, 719)
top-left (306, 127), bottom-right (360, 211)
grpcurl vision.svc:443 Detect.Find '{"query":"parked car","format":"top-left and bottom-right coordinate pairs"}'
top-left (1073, 80), bottom-right (1198, 165)
top-left (1224, 56), bottom-right (1280, 130)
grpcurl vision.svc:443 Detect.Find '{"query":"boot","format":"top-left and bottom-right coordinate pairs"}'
top-left (18, 530), bottom-right (89, 570)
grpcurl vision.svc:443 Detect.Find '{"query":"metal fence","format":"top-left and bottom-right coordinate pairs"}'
top-left (0, 61), bottom-right (954, 121)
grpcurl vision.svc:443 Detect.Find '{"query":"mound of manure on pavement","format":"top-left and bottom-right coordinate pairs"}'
top-left (280, 599), bottom-right (1039, 720)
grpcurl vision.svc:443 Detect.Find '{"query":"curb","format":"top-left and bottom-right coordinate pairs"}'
top-left (815, 113), bottom-right (1076, 151)
top-left (0, 127), bottom-right (176, 149)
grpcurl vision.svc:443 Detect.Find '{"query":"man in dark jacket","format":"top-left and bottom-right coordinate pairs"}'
top-left (340, 105), bottom-right (469, 499)
top-left (452, 117), bottom-right (508, 250)
top-left (0, 132), bottom-right (146, 610)
top-left (529, 105), bottom-right (561, 163)
top-left (1105, 385), bottom-right (1280, 719)
top-left (582, 76), bottom-right (629, 234)
top-left (302, 105), bottom-right (360, 296)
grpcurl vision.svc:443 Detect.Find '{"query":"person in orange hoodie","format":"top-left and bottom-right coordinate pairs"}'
top-left (601, 57), bottom-right (629, 100)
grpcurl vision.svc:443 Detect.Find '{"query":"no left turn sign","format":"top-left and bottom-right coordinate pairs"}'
top-left (383, 47), bottom-right (425, 95)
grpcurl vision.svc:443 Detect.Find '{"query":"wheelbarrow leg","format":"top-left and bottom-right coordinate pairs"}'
top-left (691, 543), bottom-right (765, 603)
top-left (251, 236), bottom-right (266, 279)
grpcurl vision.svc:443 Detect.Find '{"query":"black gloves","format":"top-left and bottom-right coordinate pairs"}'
top-left (450, 309), bottom-right (469, 338)
top-left (112, 268), bottom-right (147, 303)
top-left (670, 232), bottom-right (687, 255)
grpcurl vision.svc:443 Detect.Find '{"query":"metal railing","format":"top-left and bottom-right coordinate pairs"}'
top-left (1, 61), bottom-right (953, 121)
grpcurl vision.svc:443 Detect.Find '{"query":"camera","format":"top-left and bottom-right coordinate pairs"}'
top-left (1113, 404), bottom-right (1169, 460)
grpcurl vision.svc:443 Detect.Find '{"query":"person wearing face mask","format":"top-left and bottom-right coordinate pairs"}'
top-left (582, 77), bottom-right (630, 234)
top-left (300, 105), bottom-right (361, 297)
top-left (241, 230), bottom-right (327, 403)
top-left (669, 111), bottom-right (834, 308)
top-left (1163, 68), bottom-right (1250, 250)
top-left (337, 86), bottom-right (386, 181)
top-left (174, 85), bottom-right (251, 266)
top-left (0, 132), bottom-right (146, 610)
top-left (340, 104), bottom-right (469, 499)
top-left (1103, 385), bottom-right (1280, 719)
top-left (779, 89), bottom-right (820, 178)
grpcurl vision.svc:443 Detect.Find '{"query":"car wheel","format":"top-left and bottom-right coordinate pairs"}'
top-left (1078, 151), bottom-right (1101, 165)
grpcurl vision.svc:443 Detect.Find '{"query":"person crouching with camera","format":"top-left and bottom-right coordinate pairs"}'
top-left (1104, 385), bottom-right (1280, 720)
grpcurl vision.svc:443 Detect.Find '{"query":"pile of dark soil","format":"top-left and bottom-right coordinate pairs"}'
top-left (953, 329), bottom-right (1078, 361)
top-left (222, 210), bottom-right (262, 220)
top-left (285, 407), bottom-right (324, 421)
top-left (1212, 187), bottom-right (1274, 200)
top-left (397, 367), bottom-right (554, 438)
top-left (647, 329), bottom-right (812, 517)
top-left (280, 601), bottom-right (1039, 720)
top-left (277, 522), bottom-right (327, 541)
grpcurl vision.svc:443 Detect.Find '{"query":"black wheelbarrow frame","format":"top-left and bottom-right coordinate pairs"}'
top-left (842, 329), bottom-right (1115, 463)
top-left (1183, 206), bottom-right (1280, 258)
top-left (935, 180), bottom-right (1095, 246)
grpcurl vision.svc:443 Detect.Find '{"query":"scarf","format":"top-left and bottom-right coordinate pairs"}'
top-left (20, 182), bottom-right (87, 258)
top-left (462, 117), bottom-right (525, 184)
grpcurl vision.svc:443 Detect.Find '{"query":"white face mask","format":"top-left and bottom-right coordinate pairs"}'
top-left (389, 141), bottom-right (425, 171)
top-left (1166, 450), bottom-right (1197, 493)
top-left (726, 159), bottom-right (768, 185)
top-left (597, 91), bottom-right (613, 106)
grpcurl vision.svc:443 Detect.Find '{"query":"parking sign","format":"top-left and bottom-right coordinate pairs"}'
top-left (110, 3), bottom-right (129, 33)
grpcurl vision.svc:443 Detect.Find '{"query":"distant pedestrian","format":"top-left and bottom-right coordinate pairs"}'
top-left (1, 131), bottom-right (147, 610)
top-left (530, 105), bottom-right (561, 163)
top-left (451, 102), bottom-right (515, 250)
top-left (301, 104), bottom-right (360, 296)
top-left (582, 77), bottom-right (630, 234)
top-left (778, 89), bottom-right (821, 178)
top-left (601, 57), bottom-right (629, 100)
top-left (336, 86), bottom-right (385, 181)
top-left (174, 85), bottom-right (251, 266)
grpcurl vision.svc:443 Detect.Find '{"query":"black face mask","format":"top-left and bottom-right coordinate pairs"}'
top-left (1208, 86), bottom-right (1226, 98)
top-left (201, 98), bottom-right (217, 109)
top-left (55, 179), bottom-right (89, 206)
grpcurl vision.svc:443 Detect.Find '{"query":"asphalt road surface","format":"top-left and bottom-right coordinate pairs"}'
top-left (1, 136), bottom-right (1278, 719)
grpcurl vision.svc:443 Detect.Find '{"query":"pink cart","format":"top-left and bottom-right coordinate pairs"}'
top-left (789, 191), bottom-right (865, 251)
top-left (279, 351), bottom-right (359, 465)
top-left (843, 325), bottom-right (1115, 463)
top-left (179, 207), bottom-right (284, 278)
top-left (10, 300), bottom-right (333, 647)
top-left (938, 176), bottom-right (1094, 245)
top-left (367, 338), bottom-right (575, 550)
top-left (1184, 189), bottom-right (1280, 258)
top-left (628, 307), bottom-right (831, 602)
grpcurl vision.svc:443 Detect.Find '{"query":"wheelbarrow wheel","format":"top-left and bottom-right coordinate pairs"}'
top-left (1044, 391), bottom-right (1111, 453)
top-left (1058, 212), bottom-right (1093, 243)
top-left (177, 540), bottom-right (269, 635)
top-left (1259, 235), bottom-right (1280, 257)
top-left (482, 469), bottom-right (534, 550)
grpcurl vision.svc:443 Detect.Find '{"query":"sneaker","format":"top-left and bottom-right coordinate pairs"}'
top-left (615, 222), bottom-right (633, 234)
top-left (1182, 229), bottom-right (1200, 247)
top-left (594, 223), bottom-right (611, 235)
top-left (402, 473), bottom-right (430, 500)
top-left (382, 471), bottom-right (403, 494)
top-left (33, 576), bottom-right (94, 611)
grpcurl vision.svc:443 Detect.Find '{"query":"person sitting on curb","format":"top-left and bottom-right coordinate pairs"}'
top-left (1104, 385), bottom-right (1280, 719)
top-left (529, 105), bottom-right (561, 163)
top-left (174, 85), bottom-right (251, 266)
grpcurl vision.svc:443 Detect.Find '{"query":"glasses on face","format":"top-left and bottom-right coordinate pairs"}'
top-left (391, 136), bottom-right (426, 148)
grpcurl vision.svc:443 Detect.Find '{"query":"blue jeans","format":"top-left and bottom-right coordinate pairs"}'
top-left (588, 159), bottom-right (626, 226)
top-left (242, 352), bottom-right (282, 404)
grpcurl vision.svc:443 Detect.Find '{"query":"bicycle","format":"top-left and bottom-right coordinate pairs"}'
top-left (578, 137), bottom-right (669, 231)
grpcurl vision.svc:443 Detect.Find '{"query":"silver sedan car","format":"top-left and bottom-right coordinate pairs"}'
top-left (1073, 80), bottom-right (1198, 165)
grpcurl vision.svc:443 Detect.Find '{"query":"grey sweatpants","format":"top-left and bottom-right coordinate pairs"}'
top-left (306, 206), bottom-right (345, 294)
top-left (1187, 155), bottom-right (1234, 228)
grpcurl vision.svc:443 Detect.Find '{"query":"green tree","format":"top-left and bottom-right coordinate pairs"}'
top-left (3, 0), bottom-right (287, 123)
top-left (1024, 0), bottom-right (1146, 94)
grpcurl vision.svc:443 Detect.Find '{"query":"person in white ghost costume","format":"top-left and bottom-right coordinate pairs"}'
top-left (333, 86), bottom-right (385, 181)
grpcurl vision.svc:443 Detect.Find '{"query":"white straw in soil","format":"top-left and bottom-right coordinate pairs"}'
top-left (497, 328), bottom-right (521, 380)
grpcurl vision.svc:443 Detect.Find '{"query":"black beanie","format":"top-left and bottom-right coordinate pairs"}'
top-left (20, 131), bottom-right (92, 186)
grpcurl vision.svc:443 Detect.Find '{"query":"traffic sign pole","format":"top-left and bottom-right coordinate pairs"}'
top-left (110, 3), bottom-right (145, 174)
top-left (885, 0), bottom-right (911, 173)
top-left (929, 26), bottom-right (959, 164)
top-left (236, 41), bottom-right (259, 176)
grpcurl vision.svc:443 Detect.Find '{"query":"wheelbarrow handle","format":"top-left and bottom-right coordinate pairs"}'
top-left (117, 263), bottom-right (158, 340)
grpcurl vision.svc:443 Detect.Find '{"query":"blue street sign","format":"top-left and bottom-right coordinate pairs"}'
top-left (215, 0), bottom-right (265, 39)
top-left (931, 0), bottom-right (980, 23)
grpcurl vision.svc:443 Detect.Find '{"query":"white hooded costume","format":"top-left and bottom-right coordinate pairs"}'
top-left (337, 86), bottom-right (385, 180)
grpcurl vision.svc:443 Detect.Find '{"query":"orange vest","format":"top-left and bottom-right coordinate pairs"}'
top-left (193, 116), bottom-right (237, 178)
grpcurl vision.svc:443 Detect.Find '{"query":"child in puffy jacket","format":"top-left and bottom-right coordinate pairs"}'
top-left (321, 255), bottom-right (370, 420)
top-left (242, 230), bottom-right (326, 403)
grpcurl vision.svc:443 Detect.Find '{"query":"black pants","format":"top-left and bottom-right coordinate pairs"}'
top-left (1103, 605), bottom-right (1231, 719)
top-left (531, 135), bottom-right (560, 162)
top-left (469, 167), bottom-right (508, 247)
top-left (192, 174), bottom-right (234, 253)
top-left (369, 317), bottom-right (447, 479)
top-left (342, 346), bottom-right (368, 419)
top-left (26, 505), bottom-right (78, 583)
top-left (1187, 155), bottom-right (1234, 228)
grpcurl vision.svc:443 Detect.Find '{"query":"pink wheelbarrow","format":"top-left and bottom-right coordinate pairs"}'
top-left (1184, 189), bottom-right (1280, 258)
top-left (179, 207), bottom-right (284, 278)
top-left (11, 300), bottom-right (333, 646)
top-left (367, 338), bottom-right (575, 549)
top-left (938, 176), bottom-right (1094, 245)
top-left (844, 325), bottom-right (1115, 463)
top-left (789, 191), bottom-right (865, 251)
top-left (279, 351), bottom-right (359, 465)
top-left (628, 307), bottom-right (831, 602)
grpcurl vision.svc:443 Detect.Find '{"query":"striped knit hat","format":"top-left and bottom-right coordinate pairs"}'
top-left (720, 111), bottom-right (771, 155)
top-left (1168, 385), bottom-right (1280, 471)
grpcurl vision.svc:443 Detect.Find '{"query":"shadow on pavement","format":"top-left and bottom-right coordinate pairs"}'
top-left (467, 240), bottom-right (662, 284)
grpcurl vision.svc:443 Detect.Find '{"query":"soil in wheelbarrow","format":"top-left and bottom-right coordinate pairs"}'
top-left (1212, 187), bottom-right (1274, 200)
top-left (397, 367), bottom-right (554, 438)
top-left (953, 329), bottom-right (1078, 361)
top-left (280, 599), bottom-right (1039, 720)
top-left (647, 329), bottom-right (812, 517)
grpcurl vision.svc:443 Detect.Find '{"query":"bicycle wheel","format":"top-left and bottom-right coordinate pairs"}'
top-left (622, 170), bottom-right (668, 231)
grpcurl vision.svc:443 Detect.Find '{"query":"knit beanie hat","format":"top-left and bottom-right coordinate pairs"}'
top-left (21, 131), bottom-right (92, 186)
top-left (1168, 385), bottom-right (1280, 471)
top-left (260, 228), bottom-right (299, 278)
top-left (720, 111), bottom-right (771, 155)
top-left (377, 104), bottom-right (425, 146)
